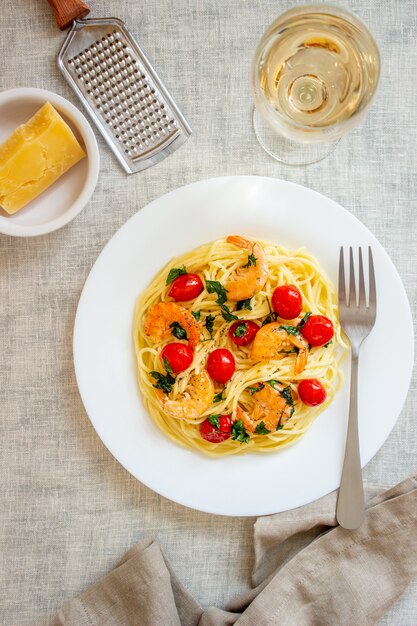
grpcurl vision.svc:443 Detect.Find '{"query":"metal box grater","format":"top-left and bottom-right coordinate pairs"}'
top-left (58, 18), bottom-right (192, 174)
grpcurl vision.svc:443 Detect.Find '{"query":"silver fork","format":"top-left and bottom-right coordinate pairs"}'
top-left (336, 247), bottom-right (376, 530)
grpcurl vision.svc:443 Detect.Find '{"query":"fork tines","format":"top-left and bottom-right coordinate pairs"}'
top-left (338, 247), bottom-right (376, 317)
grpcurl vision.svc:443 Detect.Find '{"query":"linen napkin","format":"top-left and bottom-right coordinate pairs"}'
top-left (57, 473), bottom-right (417, 626)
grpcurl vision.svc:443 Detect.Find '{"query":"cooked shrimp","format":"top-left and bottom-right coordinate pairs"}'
top-left (236, 382), bottom-right (295, 433)
top-left (143, 302), bottom-right (200, 349)
top-left (226, 235), bottom-right (268, 301)
top-left (157, 371), bottom-right (214, 419)
top-left (251, 322), bottom-right (308, 374)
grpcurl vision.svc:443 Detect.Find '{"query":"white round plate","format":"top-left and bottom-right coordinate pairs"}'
top-left (73, 177), bottom-right (414, 516)
top-left (0, 88), bottom-right (99, 237)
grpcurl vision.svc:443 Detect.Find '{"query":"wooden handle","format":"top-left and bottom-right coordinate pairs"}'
top-left (47, 0), bottom-right (90, 30)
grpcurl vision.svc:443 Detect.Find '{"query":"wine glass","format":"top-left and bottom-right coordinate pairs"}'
top-left (251, 5), bottom-right (380, 165)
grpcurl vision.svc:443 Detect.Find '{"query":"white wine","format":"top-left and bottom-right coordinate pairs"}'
top-left (252, 6), bottom-right (379, 143)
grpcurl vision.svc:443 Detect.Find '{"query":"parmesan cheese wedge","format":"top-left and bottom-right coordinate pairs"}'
top-left (0, 102), bottom-right (86, 214)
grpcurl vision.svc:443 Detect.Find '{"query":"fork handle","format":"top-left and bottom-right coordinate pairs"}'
top-left (47, 0), bottom-right (90, 30)
top-left (336, 353), bottom-right (365, 529)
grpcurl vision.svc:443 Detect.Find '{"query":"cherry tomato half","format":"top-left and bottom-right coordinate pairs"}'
top-left (300, 314), bottom-right (334, 347)
top-left (168, 273), bottom-right (204, 301)
top-left (298, 379), bottom-right (327, 406)
top-left (161, 342), bottom-right (194, 374)
top-left (206, 348), bottom-right (236, 383)
top-left (228, 320), bottom-right (259, 346)
top-left (200, 414), bottom-right (232, 443)
top-left (272, 285), bottom-right (302, 320)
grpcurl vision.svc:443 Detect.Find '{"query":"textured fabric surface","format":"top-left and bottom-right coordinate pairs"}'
top-left (57, 477), bottom-right (417, 625)
top-left (0, 1), bottom-right (416, 624)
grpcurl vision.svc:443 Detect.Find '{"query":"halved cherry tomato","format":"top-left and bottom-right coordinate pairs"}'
top-left (168, 273), bottom-right (203, 301)
top-left (161, 342), bottom-right (193, 374)
top-left (200, 414), bottom-right (232, 443)
top-left (272, 285), bottom-right (302, 319)
top-left (206, 348), bottom-right (235, 383)
top-left (298, 379), bottom-right (327, 406)
top-left (228, 320), bottom-right (259, 346)
top-left (300, 314), bottom-right (334, 347)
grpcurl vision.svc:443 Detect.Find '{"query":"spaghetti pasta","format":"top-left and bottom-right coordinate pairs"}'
top-left (133, 237), bottom-right (347, 456)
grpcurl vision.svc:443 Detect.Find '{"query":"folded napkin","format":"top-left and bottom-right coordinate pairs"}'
top-left (57, 473), bottom-right (417, 626)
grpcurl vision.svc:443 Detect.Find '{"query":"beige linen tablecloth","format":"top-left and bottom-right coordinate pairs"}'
top-left (57, 477), bottom-right (417, 625)
top-left (1, 1), bottom-right (416, 624)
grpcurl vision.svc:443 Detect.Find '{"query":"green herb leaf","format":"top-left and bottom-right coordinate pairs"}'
top-left (208, 414), bottom-right (221, 429)
top-left (221, 305), bottom-right (238, 322)
top-left (150, 371), bottom-right (176, 394)
top-left (213, 391), bottom-right (224, 403)
top-left (236, 298), bottom-right (252, 311)
top-left (231, 419), bottom-right (250, 444)
top-left (266, 379), bottom-right (280, 389)
top-left (262, 314), bottom-right (273, 326)
top-left (280, 385), bottom-right (294, 407)
top-left (278, 324), bottom-right (301, 337)
top-left (255, 421), bottom-right (271, 435)
top-left (242, 252), bottom-right (257, 268)
top-left (276, 424), bottom-right (284, 431)
top-left (191, 310), bottom-right (201, 321)
top-left (298, 312), bottom-right (312, 329)
top-left (205, 314), bottom-right (215, 338)
top-left (246, 383), bottom-right (265, 395)
top-left (163, 356), bottom-right (173, 375)
top-left (324, 340), bottom-right (333, 348)
top-left (170, 321), bottom-right (188, 340)
top-left (206, 280), bottom-right (228, 305)
top-left (233, 323), bottom-right (247, 338)
top-left (262, 297), bottom-right (277, 326)
top-left (166, 265), bottom-right (187, 285)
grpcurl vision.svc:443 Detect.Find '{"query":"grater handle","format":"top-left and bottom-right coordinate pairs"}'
top-left (47, 0), bottom-right (90, 30)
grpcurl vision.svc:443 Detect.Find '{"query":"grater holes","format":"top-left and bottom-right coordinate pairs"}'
top-left (68, 39), bottom-right (180, 158)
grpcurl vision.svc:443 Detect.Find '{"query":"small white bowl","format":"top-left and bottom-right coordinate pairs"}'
top-left (0, 87), bottom-right (99, 237)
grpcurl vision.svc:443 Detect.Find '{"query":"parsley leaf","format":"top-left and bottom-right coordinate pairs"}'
top-left (278, 324), bottom-right (301, 337)
top-left (255, 421), bottom-right (271, 435)
top-left (170, 321), bottom-right (188, 340)
top-left (213, 391), bottom-right (224, 403)
top-left (166, 265), bottom-right (187, 285)
top-left (208, 414), bottom-right (221, 429)
top-left (233, 323), bottom-right (247, 338)
top-left (191, 310), bottom-right (201, 321)
top-left (279, 385), bottom-right (294, 406)
top-left (324, 340), bottom-right (333, 348)
top-left (298, 312), bottom-right (312, 329)
top-left (276, 424), bottom-right (284, 431)
top-left (163, 356), bottom-right (173, 375)
top-left (243, 252), bottom-right (257, 268)
top-left (236, 298), bottom-right (252, 310)
top-left (246, 383), bottom-right (265, 395)
top-left (231, 419), bottom-right (250, 443)
top-left (267, 379), bottom-right (280, 389)
top-left (150, 371), bottom-right (175, 394)
top-left (262, 297), bottom-right (277, 326)
top-left (205, 314), bottom-right (215, 338)
top-left (206, 280), bottom-right (228, 305)
top-left (221, 305), bottom-right (238, 322)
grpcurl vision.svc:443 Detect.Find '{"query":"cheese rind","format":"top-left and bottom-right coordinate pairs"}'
top-left (0, 102), bottom-right (86, 214)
